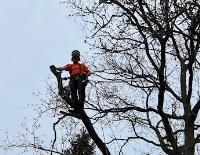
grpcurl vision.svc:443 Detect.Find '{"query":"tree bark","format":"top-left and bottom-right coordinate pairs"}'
top-left (184, 115), bottom-right (195, 155)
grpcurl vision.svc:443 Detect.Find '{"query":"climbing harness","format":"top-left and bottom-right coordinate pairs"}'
top-left (69, 63), bottom-right (85, 76)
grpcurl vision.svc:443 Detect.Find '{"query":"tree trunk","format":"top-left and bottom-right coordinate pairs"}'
top-left (81, 110), bottom-right (111, 155)
top-left (184, 118), bottom-right (195, 155)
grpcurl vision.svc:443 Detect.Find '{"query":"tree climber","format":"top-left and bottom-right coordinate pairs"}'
top-left (55, 50), bottom-right (91, 109)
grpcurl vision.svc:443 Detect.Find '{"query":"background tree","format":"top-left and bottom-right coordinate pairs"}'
top-left (60, 0), bottom-right (200, 155)
top-left (63, 129), bottom-right (95, 155)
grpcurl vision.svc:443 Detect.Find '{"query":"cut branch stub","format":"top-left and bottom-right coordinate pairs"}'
top-left (50, 65), bottom-right (76, 108)
top-left (50, 65), bottom-right (64, 96)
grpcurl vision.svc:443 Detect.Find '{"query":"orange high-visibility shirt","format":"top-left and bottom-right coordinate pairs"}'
top-left (65, 63), bottom-right (90, 76)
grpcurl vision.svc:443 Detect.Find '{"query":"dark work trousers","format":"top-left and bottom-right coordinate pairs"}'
top-left (69, 75), bottom-right (87, 108)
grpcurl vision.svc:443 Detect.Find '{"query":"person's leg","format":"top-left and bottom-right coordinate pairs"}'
top-left (69, 79), bottom-right (78, 102)
top-left (78, 77), bottom-right (87, 108)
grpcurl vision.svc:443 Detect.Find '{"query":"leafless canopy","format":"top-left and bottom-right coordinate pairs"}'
top-left (60, 0), bottom-right (200, 154)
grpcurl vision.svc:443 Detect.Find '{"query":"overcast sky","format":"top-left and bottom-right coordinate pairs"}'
top-left (0, 0), bottom-right (89, 154)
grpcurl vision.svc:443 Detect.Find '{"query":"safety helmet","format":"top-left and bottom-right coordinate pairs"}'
top-left (71, 50), bottom-right (80, 61)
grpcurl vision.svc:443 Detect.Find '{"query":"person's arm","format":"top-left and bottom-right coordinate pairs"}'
top-left (87, 70), bottom-right (92, 76)
top-left (56, 66), bottom-right (66, 71)
top-left (83, 64), bottom-right (92, 76)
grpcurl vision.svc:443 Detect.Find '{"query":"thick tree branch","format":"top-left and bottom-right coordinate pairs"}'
top-left (98, 106), bottom-right (184, 120)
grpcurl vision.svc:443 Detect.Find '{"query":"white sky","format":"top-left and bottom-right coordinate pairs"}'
top-left (0, 0), bottom-right (89, 154)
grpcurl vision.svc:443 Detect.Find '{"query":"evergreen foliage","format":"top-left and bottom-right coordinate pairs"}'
top-left (63, 130), bottom-right (95, 155)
